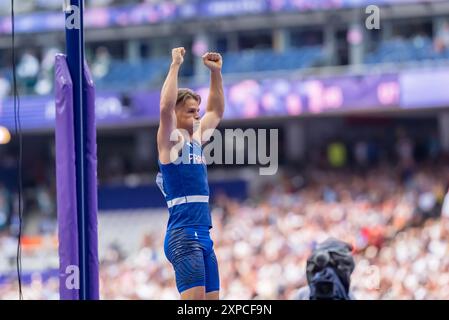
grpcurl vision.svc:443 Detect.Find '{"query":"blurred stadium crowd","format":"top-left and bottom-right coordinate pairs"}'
top-left (1, 141), bottom-right (449, 299)
top-left (1, 0), bottom-right (449, 300)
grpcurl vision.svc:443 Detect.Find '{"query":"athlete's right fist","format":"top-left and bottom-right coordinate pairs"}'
top-left (171, 47), bottom-right (185, 66)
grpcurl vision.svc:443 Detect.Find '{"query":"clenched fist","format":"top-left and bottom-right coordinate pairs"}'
top-left (172, 47), bottom-right (185, 66)
top-left (202, 52), bottom-right (222, 72)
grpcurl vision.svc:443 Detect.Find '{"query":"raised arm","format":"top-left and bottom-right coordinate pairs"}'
top-left (158, 47), bottom-right (185, 162)
top-left (200, 52), bottom-right (224, 142)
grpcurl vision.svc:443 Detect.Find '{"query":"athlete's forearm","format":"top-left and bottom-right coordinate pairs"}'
top-left (160, 63), bottom-right (180, 113)
top-left (206, 70), bottom-right (224, 118)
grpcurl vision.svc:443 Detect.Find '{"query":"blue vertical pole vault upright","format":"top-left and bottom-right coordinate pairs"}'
top-left (65, 0), bottom-right (88, 300)
top-left (55, 0), bottom-right (99, 300)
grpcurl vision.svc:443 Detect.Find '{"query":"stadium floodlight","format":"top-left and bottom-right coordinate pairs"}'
top-left (0, 126), bottom-right (11, 144)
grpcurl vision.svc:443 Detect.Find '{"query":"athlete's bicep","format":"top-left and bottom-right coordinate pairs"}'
top-left (157, 109), bottom-right (178, 164)
top-left (200, 111), bottom-right (221, 143)
top-left (158, 109), bottom-right (176, 149)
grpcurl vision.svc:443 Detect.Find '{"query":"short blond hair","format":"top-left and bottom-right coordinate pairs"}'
top-left (176, 88), bottom-right (201, 107)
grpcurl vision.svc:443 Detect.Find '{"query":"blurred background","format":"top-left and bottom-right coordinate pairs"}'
top-left (1, 0), bottom-right (449, 299)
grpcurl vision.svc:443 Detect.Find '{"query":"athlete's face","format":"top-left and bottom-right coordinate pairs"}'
top-left (176, 98), bottom-right (201, 134)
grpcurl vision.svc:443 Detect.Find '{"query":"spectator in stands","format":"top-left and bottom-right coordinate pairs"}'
top-left (92, 47), bottom-right (111, 80)
top-left (0, 74), bottom-right (10, 100)
top-left (35, 47), bottom-right (60, 95)
top-left (354, 140), bottom-right (369, 169)
top-left (395, 129), bottom-right (415, 182)
top-left (435, 21), bottom-right (449, 53)
top-left (327, 140), bottom-right (347, 168)
top-left (17, 50), bottom-right (40, 94)
top-left (0, 183), bottom-right (11, 230)
top-left (411, 31), bottom-right (428, 49)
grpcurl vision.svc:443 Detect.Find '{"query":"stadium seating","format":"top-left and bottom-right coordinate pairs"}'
top-left (365, 37), bottom-right (449, 64)
top-left (221, 47), bottom-right (325, 74)
top-left (92, 47), bottom-right (325, 90)
top-left (94, 57), bottom-right (171, 91)
top-left (97, 209), bottom-right (166, 258)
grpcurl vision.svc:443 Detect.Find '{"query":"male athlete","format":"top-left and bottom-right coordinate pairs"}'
top-left (156, 47), bottom-right (224, 300)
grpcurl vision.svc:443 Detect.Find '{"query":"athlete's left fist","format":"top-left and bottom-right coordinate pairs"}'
top-left (202, 52), bottom-right (222, 72)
